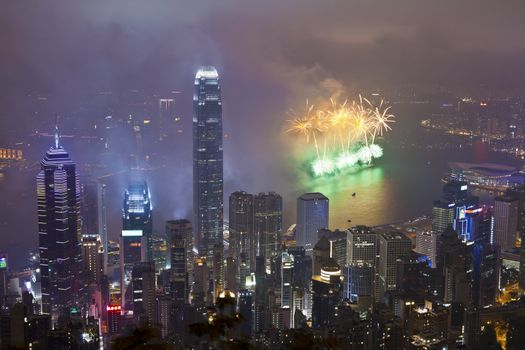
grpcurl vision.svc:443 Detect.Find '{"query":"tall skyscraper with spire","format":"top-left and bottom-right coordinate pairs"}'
top-left (37, 123), bottom-right (81, 316)
top-left (193, 66), bottom-right (224, 257)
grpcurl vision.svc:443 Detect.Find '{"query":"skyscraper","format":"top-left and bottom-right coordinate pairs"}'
top-left (193, 66), bottom-right (224, 258)
top-left (377, 232), bottom-right (412, 298)
top-left (123, 181), bottom-right (153, 260)
top-left (80, 233), bottom-right (104, 285)
top-left (345, 226), bottom-right (378, 305)
top-left (121, 181), bottom-right (152, 310)
top-left (166, 219), bottom-right (193, 304)
top-left (254, 192), bottom-right (283, 273)
top-left (229, 191), bottom-right (254, 271)
top-left (493, 195), bottom-right (519, 252)
top-left (37, 125), bottom-right (81, 316)
top-left (296, 193), bottom-right (329, 254)
top-left (131, 261), bottom-right (156, 326)
top-left (415, 230), bottom-right (438, 268)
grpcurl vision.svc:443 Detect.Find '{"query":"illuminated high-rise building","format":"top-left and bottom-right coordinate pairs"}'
top-left (494, 195), bottom-right (519, 252)
top-left (193, 66), bottom-right (224, 258)
top-left (296, 193), bottom-right (329, 254)
top-left (166, 219), bottom-right (192, 304)
top-left (431, 201), bottom-right (455, 235)
top-left (37, 125), bottom-right (81, 316)
top-left (229, 191), bottom-right (254, 289)
top-left (120, 181), bottom-right (152, 310)
top-left (81, 233), bottom-right (104, 285)
top-left (415, 230), bottom-right (438, 268)
top-left (345, 226), bottom-right (378, 305)
top-left (253, 192), bottom-right (283, 273)
top-left (131, 261), bottom-right (156, 325)
top-left (377, 232), bottom-right (412, 298)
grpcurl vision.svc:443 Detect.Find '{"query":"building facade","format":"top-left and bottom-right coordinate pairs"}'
top-left (193, 66), bottom-right (224, 258)
top-left (37, 128), bottom-right (81, 316)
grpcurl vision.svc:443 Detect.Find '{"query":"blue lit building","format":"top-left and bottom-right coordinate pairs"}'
top-left (296, 192), bottom-right (329, 254)
top-left (37, 126), bottom-right (82, 317)
top-left (193, 66), bottom-right (224, 257)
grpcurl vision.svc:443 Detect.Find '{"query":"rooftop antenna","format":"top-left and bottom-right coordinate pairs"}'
top-left (54, 115), bottom-right (60, 149)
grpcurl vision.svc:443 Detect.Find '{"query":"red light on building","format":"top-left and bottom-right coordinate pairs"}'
top-left (107, 305), bottom-right (121, 311)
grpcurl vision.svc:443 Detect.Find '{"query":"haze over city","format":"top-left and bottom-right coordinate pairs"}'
top-left (2, 1), bottom-right (525, 349)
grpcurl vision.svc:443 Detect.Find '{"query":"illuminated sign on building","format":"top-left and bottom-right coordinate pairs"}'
top-left (122, 230), bottom-right (143, 237)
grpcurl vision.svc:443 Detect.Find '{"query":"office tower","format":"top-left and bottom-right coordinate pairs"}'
top-left (253, 256), bottom-right (269, 332)
top-left (156, 295), bottom-right (172, 339)
top-left (296, 193), bottom-right (329, 254)
top-left (37, 125), bottom-right (81, 316)
top-left (346, 225), bottom-right (378, 266)
top-left (212, 244), bottom-right (225, 299)
top-left (123, 181), bottom-right (153, 260)
top-left (107, 304), bottom-right (122, 335)
top-left (311, 259), bottom-right (343, 329)
top-left (469, 206), bottom-right (500, 307)
top-left (396, 251), bottom-right (431, 306)
top-left (97, 182), bottom-right (109, 274)
top-left (193, 66), bottom-right (224, 258)
top-left (159, 98), bottom-right (175, 141)
top-left (318, 229), bottom-right (347, 268)
top-left (238, 290), bottom-right (253, 339)
top-left (472, 239), bottom-right (499, 307)
top-left (432, 201), bottom-right (455, 234)
top-left (345, 226), bottom-right (377, 305)
top-left (377, 232), bottom-right (412, 298)
top-left (229, 191), bottom-right (254, 276)
top-left (281, 252), bottom-right (294, 311)
top-left (415, 230), bottom-right (437, 268)
top-left (166, 220), bottom-right (190, 304)
top-left (254, 192), bottom-right (283, 273)
top-left (437, 225), bottom-right (472, 325)
top-left (494, 195), bottom-right (519, 252)
top-left (287, 246), bottom-right (312, 321)
top-left (81, 233), bottom-right (104, 285)
top-left (81, 180), bottom-right (99, 236)
top-left (131, 261), bottom-right (156, 325)
top-left (312, 236), bottom-right (330, 275)
top-left (224, 256), bottom-right (238, 292)
top-left (166, 219), bottom-right (193, 292)
top-left (192, 257), bottom-right (211, 307)
top-left (120, 182), bottom-right (151, 311)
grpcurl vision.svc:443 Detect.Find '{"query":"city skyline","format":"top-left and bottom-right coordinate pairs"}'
top-left (2, 2), bottom-right (525, 349)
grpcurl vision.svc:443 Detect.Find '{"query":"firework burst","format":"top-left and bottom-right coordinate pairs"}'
top-left (286, 95), bottom-right (395, 177)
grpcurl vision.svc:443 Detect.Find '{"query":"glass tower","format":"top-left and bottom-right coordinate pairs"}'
top-left (37, 125), bottom-right (81, 316)
top-left (120, 181), bottom-right (152, 309)
top-left (296, 192), bottom-right (329, 254)
top-left (193, 66), bottom-right (224, 257)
